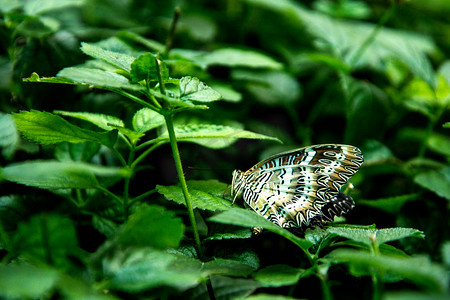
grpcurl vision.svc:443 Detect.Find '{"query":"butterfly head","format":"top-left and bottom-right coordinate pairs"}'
top-left (230, 169), bottom-right (245, 204)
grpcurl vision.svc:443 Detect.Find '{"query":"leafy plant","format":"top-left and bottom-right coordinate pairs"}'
top-left (0, 0), bottom-right (449, 300)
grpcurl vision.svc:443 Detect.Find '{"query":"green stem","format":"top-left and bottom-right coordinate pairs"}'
top-left (319, 273), bottom-right (333, 300)
top-left (129, 189), bottom-right (157, 206)
top-left (114, 89), bottom-right (161, 112)
top-left (132, 142), bottom-right (163, 169)
top-left (110, 147), bottom-right (127, 167)
top-left (97, 186), bottom-right (123, 206)
top-left (163, 7), bottom-right (181, 58)
top-left (348, 2), bottom-right (396, 68)
top-left (40, 215), bottom-right (53, 265)
top-left (164, 112), bottom-right (204, 258)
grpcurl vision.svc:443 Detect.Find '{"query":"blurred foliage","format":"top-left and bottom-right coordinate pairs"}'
top-left (0, 0), bottom-right (449, 299)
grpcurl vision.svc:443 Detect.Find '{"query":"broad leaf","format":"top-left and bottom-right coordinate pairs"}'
top-left (179, 76), bottom-right (222, 102)
top-left (209, 207), bottom-right (313, 251)
top-left (103, 248), bottom-right (203, 292)
top-left (327, 249), bottom-right (448, 292)
top-left (414, 168), bottom-right (450, 200)
top-left (183, 275), bottom-right (260, 300)
top-left (156, 180), bottom-right (232, 211)
top-left (198, 47), bottom-right (282, 69)
top-left (203, 258), bottom-right (256, 277)
top-left (327, 227), bottom-right (424, 247)
top-left (132, 108), bottom-right (165, 133)
top-left (2, 160), bottom-right (130, 189)
top-left (0, 264), bottom-right (58, 299)
top-left (253, 264), bottom-right (307, 287)
top-left (0, 113), bottom-right (19, 159)
top-left (205, 228), bottom-right (252, 240)
top-left (240, 294), bottom-right (300, 300)
top-left (158, 124), bottom-right (281, 149)
top-left (80, 42), bottom-right (136, 73)
top-left (13, 110), bottom-right (117, 147)
top-left (12, 214), bottom-right (81, 268)
top-left (358, 194), bottom-right (420, 214)
top-left (231, 70), bottom-right (301, 106)
top-left (118, 205), bottom-right (184, 249)
top-left (57, 67), bottom-right (142, 91)
top-left (54, 110), bottom-right (124, 131)
top-left (130, 53), bottom-right (168, 83)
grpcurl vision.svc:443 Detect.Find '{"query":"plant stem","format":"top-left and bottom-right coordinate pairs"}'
top-left (163, 7), bottom-right (181, 58)
top-left (163, 113), bottom-right (204, 258)
top-left (318, 272), bottom-right (332, 300)
top-left (348, 2), bottom-right (396, 68)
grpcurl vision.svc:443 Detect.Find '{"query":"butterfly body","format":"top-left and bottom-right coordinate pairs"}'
top-left (231, 144), bottom-right (363, 229)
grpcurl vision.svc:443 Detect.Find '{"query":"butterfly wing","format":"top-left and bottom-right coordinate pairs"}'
top-left (240, 144), bottom-right (363, 228)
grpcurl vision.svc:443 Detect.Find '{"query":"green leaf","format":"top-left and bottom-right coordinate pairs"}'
top-left (132, 108), bottom-right (165, 133)
top-left (205, 228), bottom-right (252, 240)
top-left (253, 264), bottom-right (306, 287)
top-left (118, 205), bottom-right (184, 249)
top-left (2, 160), bottom-right (130, 189)
top-left (209, 83), bottom-right (243, 103)
top-left (103, 248), bottom-right (203, 292)
top-left (231, 70), bottom-right (301, 106)
top-left (428, 132), bottom-right (450, 157)
top-left (130, 53), bottom-right (169, 83)
top-left (442, 241), bottom-right (450, 268)
top-left (157, 180), bottom-right (232, 211)
top-left (204, 258), bottom-right (256, 277)
top-left (327, 227), bottom-right (424, 247)
top-left (57, 67), bottom-right (142, 91)
top-left (12, 215), bottom-right (81, 268)
top-left (158, 124), bottom-right (281, 149)
top-left (384, 292), bottom-right (450, 300)
top-left (179, 76), bottom-right (222, 102)
top-left (199, 47), bottom-right (282, 69)
top-left (184, 275), bottom-right (260, 300)
top-left (0, 113), bottom-right (19, 159)
top-left (80, 42), bottom-right (136, 73)
top-left (53, 110), bottom-right (124, 131)
top-left (444, 122), bottom-right (450, 128)
top-left (0, 264), bottom-right (58, 299)
top-left (13, 110), bottom-right (117, 147)
top-left (209, 207), bottom-right (313, 251)
top-left (414, 168), bottom-right (450, 200)
top-left (327, 249), bottom-right (448, 292)
top-left (54, 142), bottom-right (100, 162)
top-left (239, 294), bottom-right (300, 300)
top-left (345, 79), bottom-right (389, 144)
top-left (358, 194), bottom-right (420, 214)
top-left (402, 76), bottom-right (450, 118)
top-left (23, 0), bottom-right (83, 15)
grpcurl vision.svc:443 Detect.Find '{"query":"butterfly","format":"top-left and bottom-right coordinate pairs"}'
top-left (230, 144), bottom-right (364, 230)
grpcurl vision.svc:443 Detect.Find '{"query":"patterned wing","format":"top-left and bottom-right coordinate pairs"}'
top-left (239, 144), bottom-right (363, 228)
